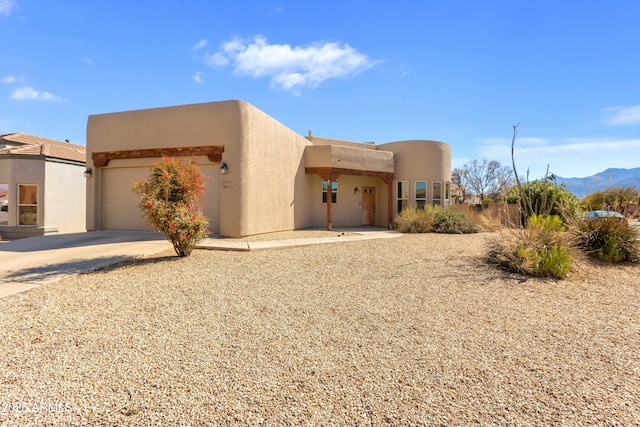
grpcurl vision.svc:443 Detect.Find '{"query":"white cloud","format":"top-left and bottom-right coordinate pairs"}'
top-left (0, 0), bottom-right (16, 16)
top-left (192, 71), bottom-right (204, 84)
top-left (2, 75), bottom-right (16, 83)
top-left (604, 105), bottom-right (640, 125)
top-left (202, 35), bottom-right (377, 92)
top-left (10, 86), bottom-right (62, 101)
top-left (85, 58), bottom-right (96, 66)
top-left (203, 51), bottom-right (229, 67)
top-left (476, 136), bottom-right (640, 178)
top-left (193, 39), bottom-right (207, 51)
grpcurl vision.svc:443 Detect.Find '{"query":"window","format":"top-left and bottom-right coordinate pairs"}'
top-left (0, 183), bottom-right (7, 225)
top-left (396, 181), bottom-right (408, 213)
top-left (415, 181), bottom-right (427, 209)
top-left (445, 181), bottom-right (451, 206)
top-left (18, 184), bottom-right (38, 226)
top-left (432, 181), bottom-right (442, 206)
top-left (322, 180), bottom-right (338, 204)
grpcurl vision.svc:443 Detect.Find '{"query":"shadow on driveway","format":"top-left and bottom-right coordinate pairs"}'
top-left (0, 230), bottom-right (166, 253)
top-left (5, 254), bottom-right (180, 284)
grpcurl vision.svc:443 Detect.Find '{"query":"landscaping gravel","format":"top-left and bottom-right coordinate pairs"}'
top-left (0, 232), bottom-right (638, 425)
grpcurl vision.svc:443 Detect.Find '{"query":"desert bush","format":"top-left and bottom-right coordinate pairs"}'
top-left (487, 214), bottom-right (572, 279)
top-left (394, 206), bottom-right (479, 234)
top-left (433, 207), bottom-right (480, 233)
top-left (581, 186), bottom-right (640, 212)
top-left (133, 157), bottom-right (209, 257)
top-left (506, 180), bottom-right (582, 224)
top-left (393, 206), bottom-right (436, 233)
top-left (571, 217), bottom-right (639, 263)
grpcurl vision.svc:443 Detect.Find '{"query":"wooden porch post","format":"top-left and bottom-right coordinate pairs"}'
top-left (387, 179), bottom-right (393, 228)
top-left (326, 178), bottom-right (333, 231)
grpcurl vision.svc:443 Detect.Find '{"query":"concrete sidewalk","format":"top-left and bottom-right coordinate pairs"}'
top-left (0, 228), bottom-right (402, 299)
top-left (196, 228), bottom-right (402, 251)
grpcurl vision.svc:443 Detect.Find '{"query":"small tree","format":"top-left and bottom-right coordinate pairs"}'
top-left (453, 159), bottom-right (514, 202)
top-left (133, 157), bottom-right (209, 257)
top-left (582, 186), bottom-right (640, 213)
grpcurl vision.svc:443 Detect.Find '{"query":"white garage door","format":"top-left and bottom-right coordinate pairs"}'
top-left (100, 164), bottom-right (220, 232)
top-left (101, 167), bottom-right (148, 230)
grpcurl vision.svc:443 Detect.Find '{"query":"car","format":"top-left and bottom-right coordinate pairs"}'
top-left (585, 210), bottom-right (627, 222)
top-left (0, 201), bottom-right (7, 212)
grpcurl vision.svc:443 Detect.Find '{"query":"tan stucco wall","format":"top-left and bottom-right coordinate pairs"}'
top-left (86, 101), bottom-right (240, 232)
top-left (232, 101), bottom-right (312, 236)
top-left (377, 140), bottom-right (451, 210)
top-left (44, 161), bottom-right (86, 233)
top-left (306, 135), bottom-right (376, 149)
top-left (0, 158), bottom-right (45, 227)
top-left (305, 145), bottom-right (394, 173)
top-left (0, 158), bottom-right (85, 235)
top-left (86, 100), bottom-right (312, 237)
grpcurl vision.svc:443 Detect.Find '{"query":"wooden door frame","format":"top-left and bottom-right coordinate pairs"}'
top-left (361, 186), bottom-right (376, 225)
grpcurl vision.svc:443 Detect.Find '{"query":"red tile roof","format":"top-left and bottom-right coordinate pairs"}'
top-left (0, 132), bottom-right (86, 163)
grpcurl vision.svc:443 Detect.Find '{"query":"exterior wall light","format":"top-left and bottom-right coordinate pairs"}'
top-left (220, 162), bottom-right (228, 174)
top-left (84, 168), bottom-right (92, 178)
top-left (354, 187), bottom-right (359, 195)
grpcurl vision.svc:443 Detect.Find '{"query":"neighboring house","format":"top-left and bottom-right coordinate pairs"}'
top-left (86, 100), bottom-right (451, 237)
top-left (0, 133), bottom-right (87, 239)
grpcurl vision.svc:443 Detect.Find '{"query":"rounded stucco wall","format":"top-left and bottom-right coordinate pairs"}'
top-left (377, 140), bottom-right (452, 209)
top-left (377, 140), bottom-right (451, 182)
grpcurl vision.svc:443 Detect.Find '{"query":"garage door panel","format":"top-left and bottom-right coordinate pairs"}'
top-left (101, 168), bottom-right (148, 230)
top-left (101, 165), bottom-right (219, 232)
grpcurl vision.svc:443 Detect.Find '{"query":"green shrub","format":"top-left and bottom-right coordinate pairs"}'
top-left (394, 206), bottom-right (479, 234)
top-left (572, 217), bottom-right (639, 263)
top-left (487, 214), bottom-right (572, 279)
top-left (528, 213), bottom-right (565, 232)
top-left (393, 206), bottom-right (436, 233)
top-left (506, 180), bottom-right (582, 224)
top-left (433, 208), bottom-right (480, 234)
top-left (133, 157), bottom-right (209, 257)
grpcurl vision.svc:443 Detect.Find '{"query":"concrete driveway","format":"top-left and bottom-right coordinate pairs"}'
top-left (0, 231), bottom-right (172, 298)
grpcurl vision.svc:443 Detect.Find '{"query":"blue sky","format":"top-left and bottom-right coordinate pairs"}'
top-left (1, 0), bottom-right (639, 179)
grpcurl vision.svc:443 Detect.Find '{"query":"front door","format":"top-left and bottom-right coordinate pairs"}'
top-left (361, 186), bottom-right (375, 225)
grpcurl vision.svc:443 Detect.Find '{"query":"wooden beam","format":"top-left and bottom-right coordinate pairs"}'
top-left (92, 145), bottom-right (225, 167)
top-left (305, 167), bottom-right (393, 183)
top-left (387, 180), bottom-right (393, 229)
top-left (326, 179), bottom-right (333, 231)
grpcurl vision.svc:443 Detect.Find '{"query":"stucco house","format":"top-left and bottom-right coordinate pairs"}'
top-left (86, 100), bottom-right (451, 237)
top-left (0, 133), bottom-right (87, 239)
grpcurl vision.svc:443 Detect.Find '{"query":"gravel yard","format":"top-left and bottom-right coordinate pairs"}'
top-left (0, 232), bottom-right (639, 425)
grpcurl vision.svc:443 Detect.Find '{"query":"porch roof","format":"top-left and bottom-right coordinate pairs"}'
top-left (304, 144), bottom-right (394, 175)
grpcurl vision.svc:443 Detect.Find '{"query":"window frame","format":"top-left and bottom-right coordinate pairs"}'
top-left (321, 179), bottom-right (338, 204)
top-left (414, 180), bottom-right (427, 210)
top-left (396, 180), bottom-right (409, 214)
top-left (0, 183), bottom-right (8, 226)
top-left (17, 184), bottom-right (38, 226)
top-left (432, 181), bottom-right (442, 206)
top-left (444, 181), bottom-right (451, 206)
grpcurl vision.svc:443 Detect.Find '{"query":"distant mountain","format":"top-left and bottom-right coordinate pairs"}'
top-left (555, 167), bottom-right (640, 199)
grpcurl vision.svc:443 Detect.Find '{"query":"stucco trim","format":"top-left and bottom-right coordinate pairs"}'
top-left (92, 145), bottom-right (225, 167)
